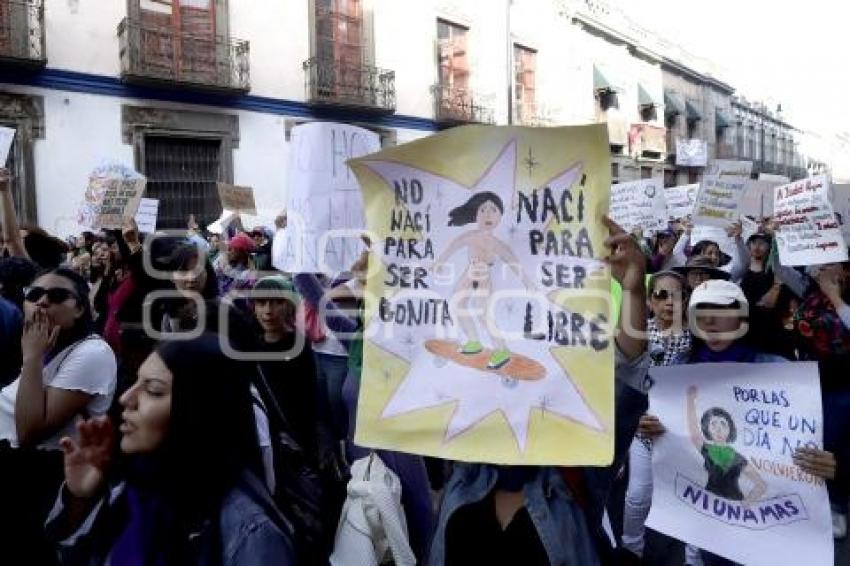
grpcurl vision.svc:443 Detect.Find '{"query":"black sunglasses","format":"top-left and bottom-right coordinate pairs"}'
top-left (651, 289), bottom-right (683, 301)
top-left (24, 286), bottom-right (77, 305)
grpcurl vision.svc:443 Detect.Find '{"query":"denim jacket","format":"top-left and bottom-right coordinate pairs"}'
top-left (46, 471), bottom-right (296, 566)
top-left (429, 348), bottom-right (651, 566)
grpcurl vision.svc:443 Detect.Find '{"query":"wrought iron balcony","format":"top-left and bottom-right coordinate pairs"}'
top-left (303, 57), bottom-right (395, 113)
top-left (0, 0), bottom-right (45, 67)
top-left (432, 85), bottom-right (494, 125)
top-left (118, 17), bottom-right (250, 94)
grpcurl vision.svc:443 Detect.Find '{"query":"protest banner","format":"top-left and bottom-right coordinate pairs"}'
top-left (76, 163), bottom-right (146, 230)
top-left (134, 198), bottom-right (159, 233)
top-left (832, 183), bottom-right (850, 242)
top-left (692, 175), bottom-right (749, 227)
top-left (664, 183), bottom-right (699, 220)
top-left (706, 159), bottom-right (753, 178)
top-left (349, 124), bottom-right (613, 465)
top-left (675, 139), bottom-right (708, 167)
top-left (741, 180), bottom-right (782, 219)
top-left (609, 179), bottom-right (667, 233)
top-left (690, 225), bottom-right (737, 258)
top-left (773, 175), bottom-right (848, 266)
top-left (646, 362), bottom-right (832, 566)
top-left (217, 183), bottom-right (257, 215)
top-left (273, 122), bottom-right (380, 274)
top-left (0, 126), bottom-right (14, 166)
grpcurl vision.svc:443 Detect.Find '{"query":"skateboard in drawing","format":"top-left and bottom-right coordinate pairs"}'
top-left (425, 339), bottom-right (546, 387)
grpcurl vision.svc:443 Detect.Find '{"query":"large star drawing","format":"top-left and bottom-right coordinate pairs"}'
top-left (358, 139), bottom-right (607, 452)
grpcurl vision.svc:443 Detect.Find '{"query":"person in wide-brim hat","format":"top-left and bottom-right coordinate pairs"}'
top-left (675, 255), bottom-right (731, 291)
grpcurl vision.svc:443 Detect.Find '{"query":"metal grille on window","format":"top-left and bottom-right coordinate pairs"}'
top-left (143, 136), bottom-right (222, 229)
top-left (3, 131), bottom-right (27, 223)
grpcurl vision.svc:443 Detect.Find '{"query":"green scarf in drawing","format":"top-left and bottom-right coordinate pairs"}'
top-left (705, 444), bottom-right (736, 472)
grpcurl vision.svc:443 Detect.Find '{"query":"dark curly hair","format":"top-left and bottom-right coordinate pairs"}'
top-left (700, 407), bottom-right (736, 443)
top-left (447, 191), bottom-right (504, 227)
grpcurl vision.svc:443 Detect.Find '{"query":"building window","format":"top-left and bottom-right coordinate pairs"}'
top-left (437, 20), bottom-right (468, 90)
top-left (641, 166), bottom-right (653, 179)
top-left (0, 92), bottom-right (44, 224)
top-left (143, 136), bottom-right (222, 229)
top-left (688, 169), bottom-right (699, 184)
top-left (664, 169), bottom-right (676, 188)
top-left (316, 0), bottom-right (365, 66)
top-left (514, 44), bottom-right (536, 124)
top-left (687, 119), bottom-right (698, 139)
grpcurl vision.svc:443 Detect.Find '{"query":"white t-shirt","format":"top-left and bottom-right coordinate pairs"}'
top-left (0, 337), bottom-right (118, 450)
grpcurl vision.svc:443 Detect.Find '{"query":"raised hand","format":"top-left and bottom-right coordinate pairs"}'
top-left (793, 447), bottom-right (836, 480)
top-left (603, 215), bottom-right (646, 292)
top-left (59, 416), bottom-right (115, 499)
top-left (21, 308), bottom-right (59, 360)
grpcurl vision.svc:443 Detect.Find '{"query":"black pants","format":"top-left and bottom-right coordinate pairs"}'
top-left (0, 441), bottom-right (64, 566)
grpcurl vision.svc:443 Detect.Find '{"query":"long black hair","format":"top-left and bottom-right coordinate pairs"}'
top-left (447, 191), bottom-right (504, 227)
top-left (33, 267), bottom-right (95, 355)
top-left (700, 407), bottom-right (737, 443)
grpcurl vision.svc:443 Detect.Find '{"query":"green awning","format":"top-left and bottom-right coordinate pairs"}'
top-left (594, 64), bottom-right (621, 93)
top-left (638, 83), bottom-right (661, 107)
top-left (686, 100), bottom-right (703, 121)
top-left (715, 108), bottom-right (732, 129)
top-left (664, 90), bottom-right (684, 115)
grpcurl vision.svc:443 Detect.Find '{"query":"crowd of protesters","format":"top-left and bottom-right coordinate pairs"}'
top-left (0, 164), bottom-right (847, 565)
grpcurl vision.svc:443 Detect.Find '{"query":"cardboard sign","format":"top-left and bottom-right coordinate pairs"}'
top-left (0, 126), bottom-right (14, 166)
top-left (665, 183), bottom-right (699, 220)
top-left (773, 175), bottom-right (848, 266)
top-left (274, 122), bottom-right (381, 274)
top-left (609, 179), bottom-right (667, 233)
top-left (693, 175), bottom-right (749, 227)
top-left (134, 198), bottom-right (159, 233)
top-left (217, 183), bottom-right (257, 215)
top-left (647, 362), bottom-right (832, 566)
top-left (675, 139), bottom-right (708, 167)
top-left (76, 163), bottom-right (146, 230)
top-left (349, 124), bottom-right (613, 465)
top-left (706, 159), bottom-right (753, 178)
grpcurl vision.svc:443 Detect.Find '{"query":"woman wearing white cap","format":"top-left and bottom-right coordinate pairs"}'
top-left (639, 279), bottom-right (837, 565)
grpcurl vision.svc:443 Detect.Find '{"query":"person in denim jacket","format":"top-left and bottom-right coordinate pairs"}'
top-left (429, 217), bottom-right (652, 566)
top-left (45, 335), bottom-right (295, 565)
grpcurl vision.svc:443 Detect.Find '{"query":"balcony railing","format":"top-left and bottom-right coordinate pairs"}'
top-left (303, 57), bottom-right (396, 113)
top-left (432, 85), bottom-right (494, 125)
top-left (0, 0), bottom-right (45, 66)
top-left (118, 17), bottom-right (250, 93)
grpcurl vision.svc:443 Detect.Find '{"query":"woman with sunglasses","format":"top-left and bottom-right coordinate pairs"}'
top-left (46, 335), bottom-right (295, 565)
top-left (622, 271), bottom-right (691, 560)
top-left (0, 267), bottom-right (117, 564)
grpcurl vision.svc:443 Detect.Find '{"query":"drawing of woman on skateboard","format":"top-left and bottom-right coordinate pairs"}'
top-left (432, 191), bottom-right (536, 370)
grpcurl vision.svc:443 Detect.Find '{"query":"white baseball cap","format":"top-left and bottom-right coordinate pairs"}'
top-left (688, 279), bottom-right (748, 309)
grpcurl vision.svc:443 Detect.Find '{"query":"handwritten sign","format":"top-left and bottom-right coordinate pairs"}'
top-left (675, 139), bottom-right (708, 167)
top-left (706, 159), bottom-right (753, 178)
top-left (217, 183), bottom-right (257, 215)
top-left (832, 183), bottom-right (850, 243)
top-left (134, 198), bottom-right (159, 233)
top-left (646, 362), bottom-right (832, 566)
top-left (274, 122), bottom-right (380, 274)
top-left (773, 175), bottom-right (848, 266)
top-left (609, 179), bottom-right (667, 233)
top-left (76, 163), bottom-right (146, 230)
top-left (349, 125), bottom-right (613, 465)
top-left (0, 126), bottom-right (14, 166)
top-left (692, 175), bottom-right (749, 227)
top-left (664, 183), bottom-right (699, 220)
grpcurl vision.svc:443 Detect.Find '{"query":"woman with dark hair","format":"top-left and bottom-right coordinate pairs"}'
top-left (0, 267), bottom-right (117, 563)
top-left (47, 335), bottom-right (295, 565)
top-left (435, 191), bottom-right (535, 369)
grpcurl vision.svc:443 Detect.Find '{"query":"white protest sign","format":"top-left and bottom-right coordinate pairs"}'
top-left (647, 362), bottom-right (833, 566)
top-left (76, 163), bottom-right (147, 230)
top-left (0, 126), bottom-right (14, 166)
top-left (773, 175), bottom-right (848, 266)
top-left (706, 159), bottom-right (753, 178)
top-left (274, 122), bottom-right (380, 274)
top-left (207, 209), bottom-right (238, 235)
top-left (693, 175), bottom-right (749, 227)
top-left (832, 183), bottom-right (850, 243)
top-left (675, 139), bottom-right (708, 167)
top-left (759, 173), bottom-right (790, 184)
top-left (741, 180), bottom-right (784, 219)
top-left (134, 198), bottom-right (159, 233)
top-left (609, 179), bottom-right (667, 233)
top-left (664, 183), bottom-right (699, 220)
top-left (741, 216), bottom-right (759, 243)
top-left (690, 224), bottom-right (737, 258)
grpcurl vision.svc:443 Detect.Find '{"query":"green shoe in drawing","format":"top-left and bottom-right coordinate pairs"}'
top-left (487, 348), bottom-right (512, 370)
top-left (458, 340), bottom-right (483, 355)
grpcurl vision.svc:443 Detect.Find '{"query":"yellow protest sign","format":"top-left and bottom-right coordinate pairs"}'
top-left (350, 125), bottom-right (614, 465)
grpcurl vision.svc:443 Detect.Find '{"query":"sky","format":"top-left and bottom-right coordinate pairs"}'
top-left (614, 0), bottom-right (850, 137)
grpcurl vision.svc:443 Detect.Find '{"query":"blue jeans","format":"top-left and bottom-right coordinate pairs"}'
top-left (314, 351), bottom-right (349, 440)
